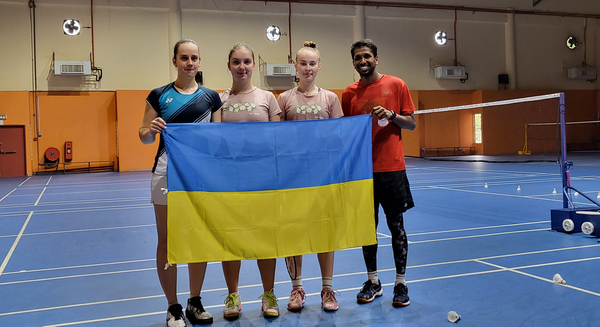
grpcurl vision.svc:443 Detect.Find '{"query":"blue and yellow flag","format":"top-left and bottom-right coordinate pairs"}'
top-left (163, 115), bottom-right (375, 263)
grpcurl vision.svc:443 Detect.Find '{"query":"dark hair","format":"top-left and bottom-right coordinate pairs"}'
top-left (228, 43), bottom-right (255, 62)
top-left (350, 38), bottom-right (377, 58)
top-left (296, 41), bottom-right (320, 62)
top-left (173, 39), bottom-right (199, 59)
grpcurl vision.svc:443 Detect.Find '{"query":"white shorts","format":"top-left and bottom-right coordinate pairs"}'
top-left (150, 173), bottom-right (168, 205)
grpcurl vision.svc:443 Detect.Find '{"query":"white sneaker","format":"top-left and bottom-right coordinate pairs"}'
top-left (166, 303), bottom-right (186, 327)
top-left (223, 293), bottom-right (242, 321)
top-left (259, 289), bottom-right (279, 318)
top-left (185, 296), bottom-right (213, 324)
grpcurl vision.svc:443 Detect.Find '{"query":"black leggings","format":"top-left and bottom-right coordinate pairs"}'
top-left (362, 212), bottom-right (408, 274)
top-left (362, 170), bottom-right (413, 275)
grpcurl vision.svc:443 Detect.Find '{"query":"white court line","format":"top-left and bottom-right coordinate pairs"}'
top-left (0, 267), bottom-right (162, 286)
top-left (408, 221), bottom-right (548, 236)
top-left (0, 197), bottom-right (149, 209)
top-left (0, 188), bottom-right (17, 203)
top-left (45, 176), bottom-right (52, 185)
top-left (409, 166), bottom-right (559, 176)
top-left (1, 258), bottom-right (155, 275)
top-left (3, 188), bottom-right (147, 198)
top-left (0, 224), bottom-right (155, 240)
top-left (0, 211), bottom-right (33, 278)
top-left (0, 261), bottom-right (221, 286)
top-left (34, 187), bottom-right (46, 206)
top-left (42, 258), bottom-right (600, 327)
top-left (18, 177), bottom-right (31, 186)
top-left (428, 186), bottom-right (564, 203)
top-left (3, 244), bottom-right (598, 320)
top-left (404, 228), bottom-right (548, 244)
top-left (0, 203), bottom-right (153, 217)
top-left (477, 259), bottom-right (600, 297)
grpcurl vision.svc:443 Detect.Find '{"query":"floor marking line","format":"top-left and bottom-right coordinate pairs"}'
top-left (3, 248), bottom-right (599, 319)
top-left (0, 262), bottom-right (223, 285)
top-left (408, 221), bottom-right (548, 236)
top-left (0, 211), bottom-right (34, 277)
top-left (0, 188), bottom-right (17, 203)
top-left (476, 260), bottom-right (600, 297)
top-left (34, 187), bottom-right (46, 206)
top-left (18, 177), bottom-right (31, 187)
top-left (502, 256), bottom-right (600, 270)
top-left (46, 176), bottom-right (52, 185)
top-left (428, 186), bottom-right (564, 203)
top-left (0, 224), bottom-right (156, 239)
top-left (0, 258), bottom-right (156, 275)
top-left (0, 203), bottom-right (153, 217)
top-left (400, 228), bottom-right (548, 244)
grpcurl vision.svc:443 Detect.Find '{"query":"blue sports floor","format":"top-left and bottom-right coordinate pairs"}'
top-left (1, 153), bottom-right (600, 327)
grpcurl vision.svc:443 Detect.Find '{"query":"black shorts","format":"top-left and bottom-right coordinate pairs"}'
top-left (373, 170), bottom-right (414, 218)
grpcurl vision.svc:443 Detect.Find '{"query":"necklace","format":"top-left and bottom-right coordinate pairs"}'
top-left (298, 86), bottom-right (318, 96)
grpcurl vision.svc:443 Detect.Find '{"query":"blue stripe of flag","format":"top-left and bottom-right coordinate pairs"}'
top-left (163, 114), bottom-right (372, 192)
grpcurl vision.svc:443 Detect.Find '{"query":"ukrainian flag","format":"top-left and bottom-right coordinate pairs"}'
top-left (163, 114), bottom-right (375, 264)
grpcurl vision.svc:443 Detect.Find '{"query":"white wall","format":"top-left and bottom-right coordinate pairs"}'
top-left (0, 0), bottom-right (598, 92)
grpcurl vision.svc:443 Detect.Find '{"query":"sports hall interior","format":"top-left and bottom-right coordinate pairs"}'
top-left (1, 1), bottom-right (600, 326)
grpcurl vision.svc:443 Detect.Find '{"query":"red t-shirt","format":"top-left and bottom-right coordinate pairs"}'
top-left (342, 74), bottom-right (415, 172)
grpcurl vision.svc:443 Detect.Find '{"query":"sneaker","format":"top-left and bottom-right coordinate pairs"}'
top-left (223, 293), bottom-right (242, 321)
top-left (259, 289), bottom-right (279, 318)
top-left (392, 283), bottom-right (410, 307)
top-left (287, 287), bottom-right (305, 312)
top-left (185, 296), bottom-right (213, 324)
top-left (356, 279), bottom-right (383, 303)
top-left (166, 303), bottom-right (186, 327)
top-left (321, 288), bottom-right (339, 311)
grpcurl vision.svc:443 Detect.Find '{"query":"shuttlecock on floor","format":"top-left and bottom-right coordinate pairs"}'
top-left (552, 188), bottom-right (557, 194)
top-left (574, 191), bottom-right (579, 196)
top-left (517, 185), bottom-right (521, 191)
top-left (447, 311), bottom-right (461, 323)
top-left (597, 192), bottom-right (600, 199)
top-left (484, 183), bottom-right (488, 188)
top-left (552, 273), bottom-right (566, 285)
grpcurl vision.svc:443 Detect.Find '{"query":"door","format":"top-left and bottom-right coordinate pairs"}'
top-left (0, 125), bottom-right (26, 177)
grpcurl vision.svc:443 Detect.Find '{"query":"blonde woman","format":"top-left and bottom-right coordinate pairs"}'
top-left (277, 41), bottom-right (343, 312)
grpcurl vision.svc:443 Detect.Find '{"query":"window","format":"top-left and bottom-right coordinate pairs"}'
top-left (473, 113), bottom-right (482, 144)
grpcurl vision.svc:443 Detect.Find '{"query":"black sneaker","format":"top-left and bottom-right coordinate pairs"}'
top-left (356, 279), bottom-right (383, 303)
top-left (186, 296), bottom-right (213, 325)
top-left (166, 303), bottom-right (186, 327)
top-left (392, 283), bottom-right (410, 307)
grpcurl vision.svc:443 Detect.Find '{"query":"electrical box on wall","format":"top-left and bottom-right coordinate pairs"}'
top-left (567, 67), bottom-right (597, 80)
top-left (264, 63), bottom-right (295, 77)
top-left (54, 61), bottom-right (92, 75)
top-left (434, 66), bottom-right (466, 79)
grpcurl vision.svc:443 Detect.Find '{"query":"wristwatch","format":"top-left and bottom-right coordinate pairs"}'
top-left (389, 111), bottom-right (397, 120)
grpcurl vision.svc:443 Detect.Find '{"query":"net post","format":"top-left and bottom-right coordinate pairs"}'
top-left (559, 92), bottom-right (570, 208)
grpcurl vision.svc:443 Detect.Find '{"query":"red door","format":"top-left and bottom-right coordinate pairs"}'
top-left (0, 125), bottom-right (27, 177)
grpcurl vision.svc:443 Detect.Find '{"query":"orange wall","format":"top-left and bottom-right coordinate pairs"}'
top-left (416, 91), bottom-right (483, 154)
top-left (2, 89), bottom-right (599, 176)
top-left (116, 90), bottom-right (158, 171)
top-left (36, 92), bottom-right (117, 171)
top-left (481, 90), bottom-right (599, 154)
top-left (0, 91), bottom-right (33, 174)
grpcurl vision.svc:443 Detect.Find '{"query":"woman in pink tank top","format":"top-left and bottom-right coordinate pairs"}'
top-left (276, 41), bottom-right (343, 313)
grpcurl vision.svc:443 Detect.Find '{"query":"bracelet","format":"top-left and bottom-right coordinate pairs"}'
top-left (389, 111), bottom-right (397, 120)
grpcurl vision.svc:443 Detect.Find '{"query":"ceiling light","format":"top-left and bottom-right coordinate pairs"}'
top-left (566, 36), bottom-right (578, 50)
top-left (266, 25), bottom-right (281, 42)
top-left (63, 19), bottom-right (81, 36)
top-left (434, 31), bottom-right (447, 45)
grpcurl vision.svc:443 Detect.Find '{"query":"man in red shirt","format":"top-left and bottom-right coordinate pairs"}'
top-left (342, 39), bottom-right (416, 308)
